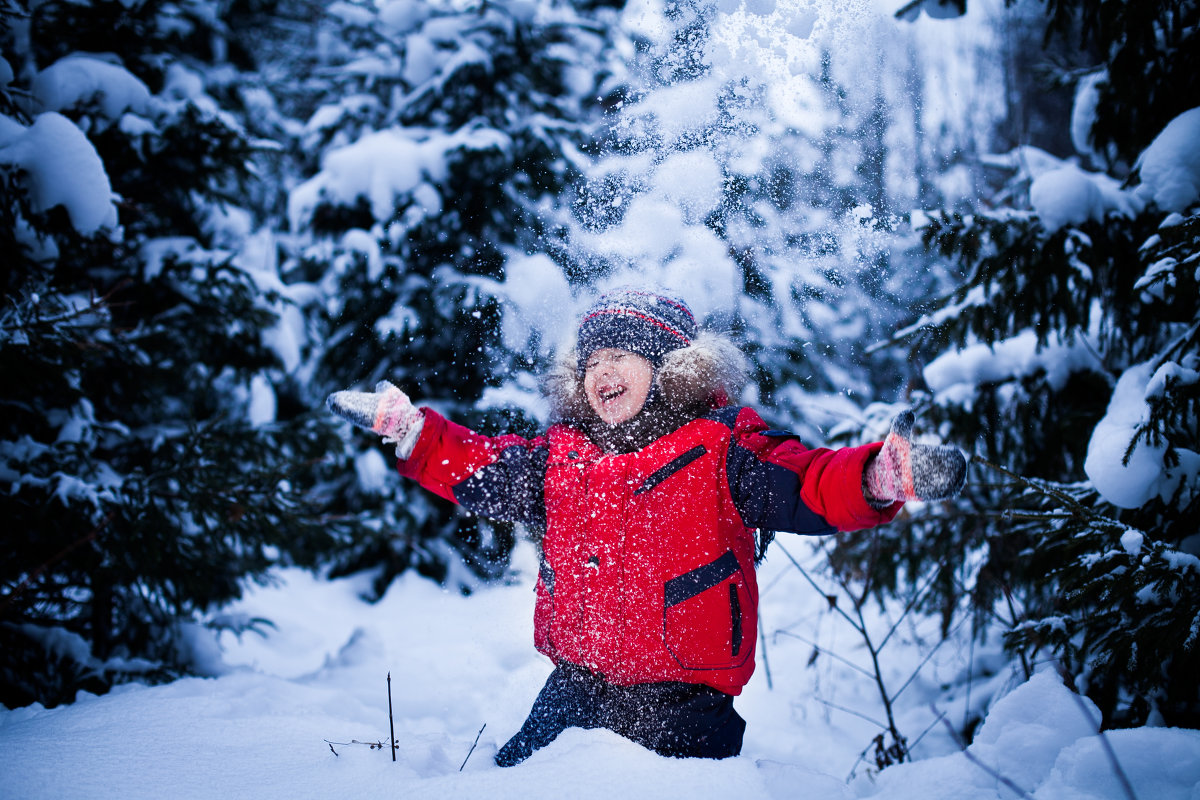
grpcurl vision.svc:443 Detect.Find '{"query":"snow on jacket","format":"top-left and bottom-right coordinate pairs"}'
top-left (394, 334), bottom-right (901, 695)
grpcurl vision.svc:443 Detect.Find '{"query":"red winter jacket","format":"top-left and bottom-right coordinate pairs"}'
top-left (396, 405), bottom-right (900, 695)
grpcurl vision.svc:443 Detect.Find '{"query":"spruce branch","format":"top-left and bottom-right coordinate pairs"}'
top-left (0, 282), bottom-right (127, 337)
top-left (997, 511), bottom-right (1080, 522)
top-left (969, 455), bottom-right (1125, 532)
top-left (1152, 319), bottom-right (1200, 368)
top-left (0, 512), bottom-right (113, 619)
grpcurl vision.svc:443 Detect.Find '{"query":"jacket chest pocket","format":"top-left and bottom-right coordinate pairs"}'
top-left (634, 445), bottom-right (707, 496)
top-left (662, 550), bottom-right (752, 671)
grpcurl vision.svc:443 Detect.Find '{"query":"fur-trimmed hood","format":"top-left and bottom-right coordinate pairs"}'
top-left (541, 330), bottom-right (752, 426)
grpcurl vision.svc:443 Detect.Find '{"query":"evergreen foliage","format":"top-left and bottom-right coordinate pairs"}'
top-left (1, 0), bottom-right (629, 705)
top-left (281, 0), bottom-right (629, 597)
top-left (567, 0), bottom-right (923, 439)
top-left (1034, 0), bottom-right (1199, 165)
top-left (0, 0), bottom-right (355, 707)
top-left (830, 0), bottom-right (1200, 730)
top-left (3, 0), bottom-right (1196, 735)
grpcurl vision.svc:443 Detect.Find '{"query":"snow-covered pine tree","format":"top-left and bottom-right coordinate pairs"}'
top-left (281, 0), bottom-right (629, 596)
top-left (714, 52), bottom-right (919, 426)
top-left (838, 0), bottom-right (1199, 729)
top-left (0, 0), bottom-right (351, 707)
top-left (565, 0), bottom-right (930, 441)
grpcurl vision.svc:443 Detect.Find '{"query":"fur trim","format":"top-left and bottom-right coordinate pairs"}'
top-left (658, 331), bottom-right (751, 409)
top-left (542, 330), bottom-right (751, 423)
top-left (542, 349), bottom-right (593, 423)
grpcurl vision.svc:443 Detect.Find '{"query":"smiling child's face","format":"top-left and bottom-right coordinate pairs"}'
top-left (583, 348), bottom-right (654, 426)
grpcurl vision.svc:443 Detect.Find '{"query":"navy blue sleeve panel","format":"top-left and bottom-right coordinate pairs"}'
top-left (726, 435), bottom-right (836, 535)
top-left (452, 442), bottom-right (549, 527)
top-left (716, 407), bottom-right (901, 534)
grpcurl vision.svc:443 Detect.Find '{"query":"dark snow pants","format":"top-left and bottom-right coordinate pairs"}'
top-left (494, 662), bottom-right (746, 767)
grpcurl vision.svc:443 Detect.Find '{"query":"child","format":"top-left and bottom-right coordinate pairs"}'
top-left (328, 288), bottom-right (966, 766)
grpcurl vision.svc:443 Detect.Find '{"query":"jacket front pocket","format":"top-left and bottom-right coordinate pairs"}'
top-left (663, 550), bottom-right (751, 670)
top-left (533, 558), bottom-right (556, 655)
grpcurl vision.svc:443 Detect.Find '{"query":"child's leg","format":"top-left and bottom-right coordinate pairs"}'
top-left (494, 663), bottom-right (602, 767)
top-left (601, 681), bottom-right (746, 760)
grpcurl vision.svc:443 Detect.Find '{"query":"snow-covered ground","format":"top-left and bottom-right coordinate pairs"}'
top-left (3, 539), bottom-right (1198, 800)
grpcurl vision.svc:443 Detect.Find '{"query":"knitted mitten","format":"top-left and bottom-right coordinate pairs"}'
top-left (863, 409), bottom-right (967, 504)
top-left (327, 381), bottom-right (424, 458)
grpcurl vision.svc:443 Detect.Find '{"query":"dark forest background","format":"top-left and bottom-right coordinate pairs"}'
top-left (2, 0), bottom-right (1197, 737)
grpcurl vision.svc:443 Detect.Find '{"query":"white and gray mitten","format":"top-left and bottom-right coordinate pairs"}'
top-left (327, 381), bottom-right (424, 459)
top-left (863, 409), bottom-right (967, 505)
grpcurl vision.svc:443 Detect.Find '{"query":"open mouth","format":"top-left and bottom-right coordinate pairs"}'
top-left (598, 385), bottom-right (626, 404)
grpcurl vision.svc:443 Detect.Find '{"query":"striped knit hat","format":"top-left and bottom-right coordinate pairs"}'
top-left (576, 288), bottom-right (697, 373)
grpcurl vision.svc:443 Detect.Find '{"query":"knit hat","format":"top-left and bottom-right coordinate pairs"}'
top-left (576, 288), bottom-right (698, 374)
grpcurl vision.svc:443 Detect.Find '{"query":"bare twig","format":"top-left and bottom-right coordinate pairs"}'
top-left (845, 736), bottom-right (879, 782)
top-left (778, 542), bottom-right (908, 764)
top-left (852, 595), bottom-right (907, 761)
top-left (890, 612), bottom-right (971, 704)
top-left (827, 557), bottom-right (909, 761)
top-left (772, 629), bottom-right (876, 680)
top-left (965, 632), bottom-right (977, 734)
top-left (936, 711), bottom-right (1035, 799)
top-left (776, 543), bottom-right (861, 632)
top-left (758, 613), bottom-right (774, 691)
top-left (459, 723), bottom-right (486, 772)
top-left (875, 561), bottom-right (946, 652)
top-left (907, 707), bottom-right (948, 754)
top-left (1065, 688), bottom-right (1138, 800)
top-left (812, 696), bottom-right (887, 729)
top-left (387, 672), bottom-right (397, 762)
top-left (323, 738), bottom-right (391, 749)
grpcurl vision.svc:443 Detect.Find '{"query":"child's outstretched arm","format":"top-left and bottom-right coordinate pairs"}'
top-left (328, 382), bottom-right (547, 526)
top-left (724, 408), bottom-right (894, 534)
top-left (724, 407), bottom-right (966, 534)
